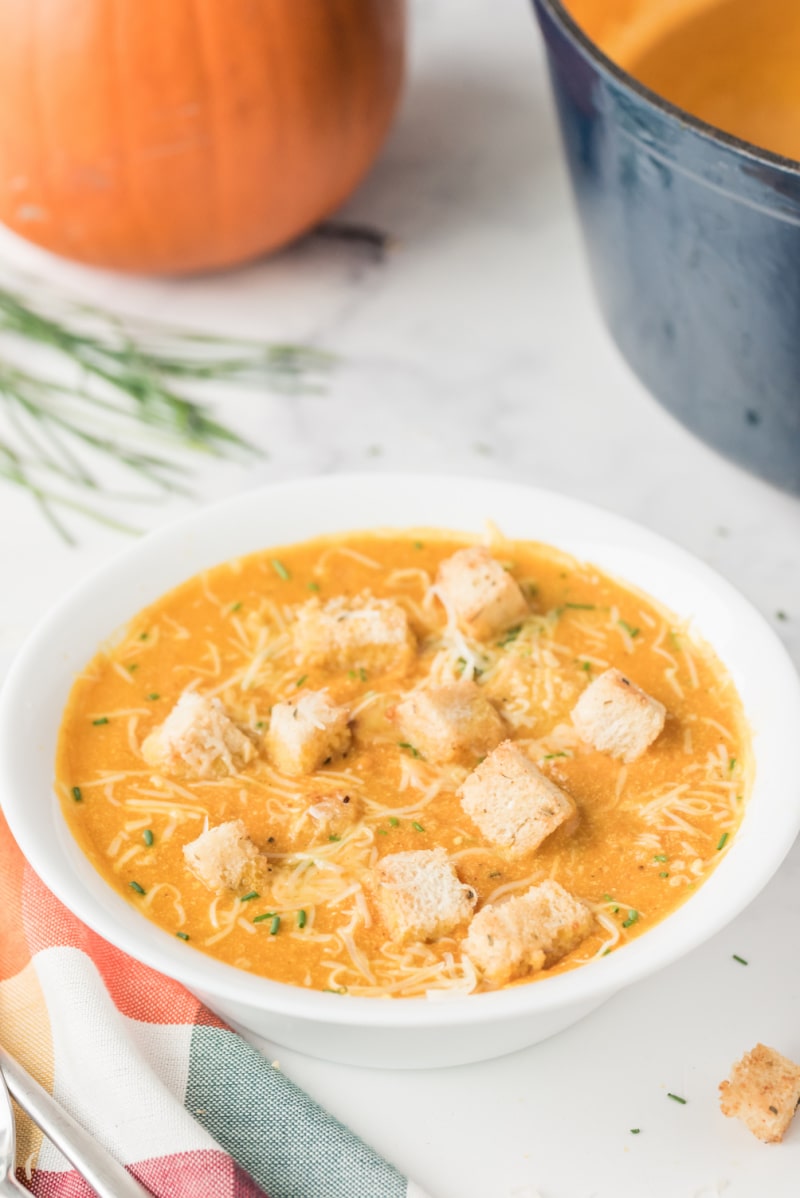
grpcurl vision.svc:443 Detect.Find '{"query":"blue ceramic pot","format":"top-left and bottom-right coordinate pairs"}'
top-left (533, 0), bottom-right (800, 494)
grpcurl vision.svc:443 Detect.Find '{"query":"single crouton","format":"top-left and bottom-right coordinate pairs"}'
top-left (720, 1044), bottom-right (800, 1143)
top-left (297, 791), bottom-right (363, 842)
top-left (374, 848), bottom-right (477, 943)
top-left (464, 880), bottom-right (594, 986)
top-left (458, 740), bottom-right (575, 856)
top-left (571, 668), bottom-right (666, 762)
top-left (183, 820), bottom-right (260, 892)
top-left (392, 680), bottom-right (506, 764)
top-left (436, 546), bottom-right (528, 640)
top-left (142, 692), bottom-right (255, 779)
top-left (293, 594), bottom-right (416, 672)
top-left (267, 689), bottom-right (351, 776)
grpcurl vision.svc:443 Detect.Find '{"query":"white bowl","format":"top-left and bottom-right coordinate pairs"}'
top-left (2, 474), bottom-right (799, 1069)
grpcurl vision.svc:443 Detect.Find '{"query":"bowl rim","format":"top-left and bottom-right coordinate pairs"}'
top-left (2, 471), bottom-right (800, 1030)
top-left (534, 0), bottom-right (800, 177)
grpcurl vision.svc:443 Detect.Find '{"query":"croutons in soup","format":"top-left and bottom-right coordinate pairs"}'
top-left (56, 530), bottom-right (750, 998)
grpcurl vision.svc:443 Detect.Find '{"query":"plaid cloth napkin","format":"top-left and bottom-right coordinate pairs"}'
top-left (0, 812), bottom-right (430, 1198)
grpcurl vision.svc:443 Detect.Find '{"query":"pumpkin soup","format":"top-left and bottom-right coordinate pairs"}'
top-left (55, 529), bottom-right (749, 998)
top-left (565, 0), bottom-right (800, 161)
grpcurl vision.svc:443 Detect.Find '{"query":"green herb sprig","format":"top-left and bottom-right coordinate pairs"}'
top-left (0, 278), bottom-right (332, 541)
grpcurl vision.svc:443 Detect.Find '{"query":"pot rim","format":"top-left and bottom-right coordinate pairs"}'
top-left (534, 0), bottom-right (800, 177)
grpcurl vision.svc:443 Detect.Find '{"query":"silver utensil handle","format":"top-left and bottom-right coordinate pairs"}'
top-left (0, 1048), bottom-right (151, 1198)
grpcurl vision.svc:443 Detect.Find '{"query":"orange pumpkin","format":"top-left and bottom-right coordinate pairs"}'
top-left (0, 0), bottom-right (405, 275)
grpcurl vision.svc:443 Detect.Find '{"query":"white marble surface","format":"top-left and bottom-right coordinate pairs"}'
top-left (2, 1), bottom-right (800, 1195)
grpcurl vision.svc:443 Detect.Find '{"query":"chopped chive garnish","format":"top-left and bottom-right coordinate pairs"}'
top-left (323, 987), bottom-right (347, 994)
top-left (253, 911), bottom-right (276, 924)
top-left (388, 817), bottom-right (399, 827)
top-left (777, 610), bottom-right (788, 621)
top-left (412, 821), bottom-right (425, 833)
top-left (602, 893), bottom-right (614, 902)
top-left (142, 829), bottom-right (154, 847)
top-left (139, 631), bottom-right (149, 641)
top-left (240, 891), bottom-right (260, 902)
top-left (488, 871), bottom-right (502, 878)
top-left (176, 931), bottom-right (190, 941)
top-left (653, 854), bottom-right (668, 863)
top-left (296, 910), bottom-right (307, 929)
top-left (230, 601), bottom-right (242, 612)
top-left (601, 947), bottom-right (612, 956)
top-left (129, 881), bottom-right (146, 895)
top-left (630, 1128), bottom-right (640, 1135)
top-left (269, 915), bottom-right (281, 935)
top-left (146, 693), bottom-right (160, 701)
top-left (456, 657), bottom-right (467, 674)
top-left (717, 832), bottom-right (729, 851)
top-left (255, 720), bottom-right (265, 730)
top-left (733, 954), bottom-right (748, 965)
top-left (359, 667), bottom-right (368, 682)
top-left (72, 786), bottom-right (82, 802)
top-left (414, 541), bottom-right (424, 550)
top-left (497, 625), bottom-right (522, 647)
top-left (329, 834), bottom-right (341, 842)
top-left (659, 871), bottom-right (669, 878)
top-left (295, 675), bottom-right (308, 688)
top-left (618, 619), bottom-right (640, 638)
top-left (581, 661), bottom-right (592, 672)
top-left (271, 559), bottom-right (290, 581)
top-left (667, 1093), bottom-right (687, 1105)
top-left (729, 757), bottom-right (737, 772)
top-left (92, 717), bottom-right (109, 726)
top-left (736, 793), bottom-right (743, 803)
top-left (307, 581), bottom-right (320, 592)
top-left (622, 910), bottom-right (639, 928)
top-left (543, 752), bottom-right (568, 760)
top-left (398, 742), bottom-right (421, 758)
top-left (378, 828), bottom-right (388, 835)
top-left (127, 663), bottom-right (139, 672)
top-left (564, 602), bottom-right (596, 610)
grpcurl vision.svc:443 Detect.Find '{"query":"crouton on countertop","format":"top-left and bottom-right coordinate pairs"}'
top-left (571, 667), bottom-right (666, 763)
top-left (374, 848), bottom-right (477, 943)
top-left (292, 594), bottom-right (416, 672)
top-left (458, 740), bottom-right (575, 856)
top-left (464, 880), bottom-right (594, 986)
top-left (267, 689), bottom-right (351, 776)
top-left (436, 546), bottom-right (528, 640)
top-left (392, 680), bottom-right (506, 764)
top-left (720, 1044), bottom-right (800, 1143)
top-left (183, 819), bottom-right (260, 892)
top-left (297, 791), bottom-right (362, 842)
top-left (142, 692), bottom-right (255, 780)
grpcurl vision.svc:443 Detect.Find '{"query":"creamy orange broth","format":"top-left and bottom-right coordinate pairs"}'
top-left (56, 531), bottom-right (749, 998)
top-left (565, 0), bottom-right (800, 161)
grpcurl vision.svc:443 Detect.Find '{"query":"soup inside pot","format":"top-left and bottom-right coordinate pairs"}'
top-left (565, 0), bottom-right (800, 161)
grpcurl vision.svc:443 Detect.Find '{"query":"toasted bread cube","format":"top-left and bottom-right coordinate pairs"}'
top-left (393, 681), bottom-right (506, 764)
top-left (436, 546), bottom-right (528, 640)
top-left (293, 594), bottom-right (416, 672)
top-left (464, 880), bottom-right (594, 986)
top-left (571, 668), bottom-right (666, 762)
top-left (720, 1044), bottom-right (800, 1143)
top-left (142, 692), bottom-right (255, 780)
top-left (183, 820), bottom-right (260, 892)
top-left (299, 791), bottom-right (363, 842)
top-left (267, 689), bottom-right (351, 776)
top-left (458, 740), bottom-right (575, 856)
top-left (374, 848), bottom-right (477, 943)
